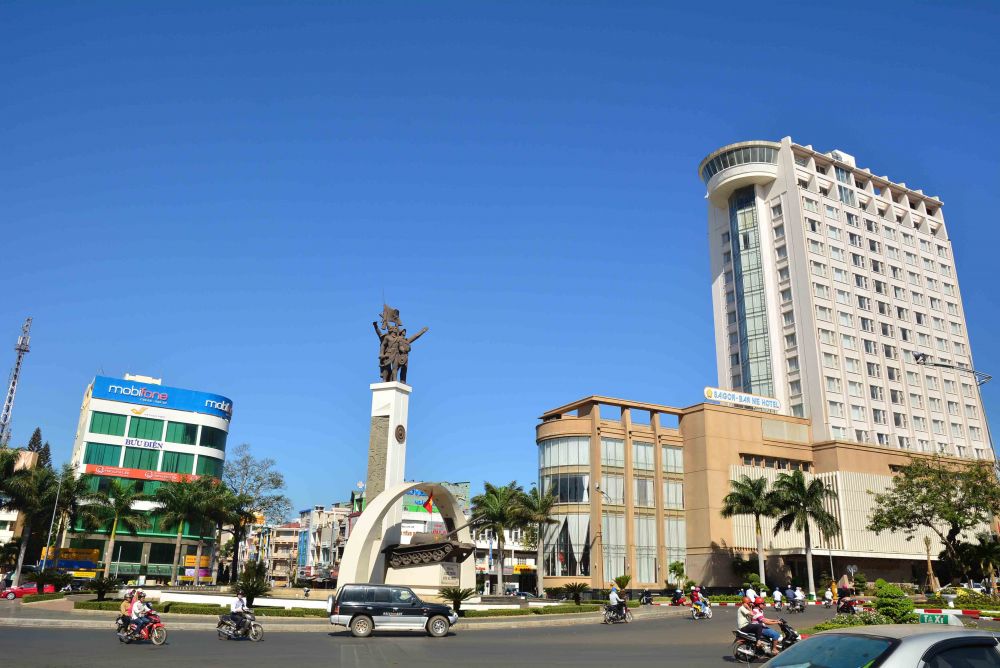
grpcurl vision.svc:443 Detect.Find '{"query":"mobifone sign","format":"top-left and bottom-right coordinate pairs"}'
top-left (91, 376), bottom-right (233, 421)
top-left (704, 387), bottom-right (782, 412)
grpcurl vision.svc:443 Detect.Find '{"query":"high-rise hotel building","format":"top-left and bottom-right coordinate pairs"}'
top-left (700, 138), bottom-right (991, 459)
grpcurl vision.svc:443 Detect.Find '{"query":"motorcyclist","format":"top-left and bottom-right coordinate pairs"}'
top-left (736, 596), bottom-right (760, 639)
top-left (130, 591), bottom-right (152, 637)
top-left (772, 586), bottom-right (783, 610)
top-left (794, 586), bottom-right (806, 606)
top-left (837, 595), bottom-right (856, 614)
top-left (229, 589), bottom-right (250, 635)
top-left (823, 587), bottom-right (834, 606)
top-left (691, 586), bottom-right (709, 614)
top-left (783, 584), bottom-right (795, 606)
top-left (671, 588), bottom-right (685, 605)
top-left (609, 583), bottom-right (625, 620)
top-left (751, 597), bottom-right (781, 656)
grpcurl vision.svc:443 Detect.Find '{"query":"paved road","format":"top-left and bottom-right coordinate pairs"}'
top-left (0, 605), bottom-right (834, 667)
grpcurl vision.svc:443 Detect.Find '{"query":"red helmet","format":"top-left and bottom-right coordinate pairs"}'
top-left (754, 597), bottom-right (764, 605)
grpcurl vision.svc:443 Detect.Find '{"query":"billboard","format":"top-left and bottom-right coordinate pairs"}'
top-left (84, 464), bottom-right (200, 483)
top-left (704, 387), bottom-right (782, 412)
top-left (91, 375), bottom-right (233, 421)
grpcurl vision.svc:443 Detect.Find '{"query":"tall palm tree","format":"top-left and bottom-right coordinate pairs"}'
top-left (81, 478), bottom-right (150, 577)
top-left (720, 475), bottom-right (776, 587)
top-left (518, 486), bottom-right (558, 596)
top-left (2, 465), bottom-right (57, 586)
top-left (48, 465), bottom-right (97, 566)
top-left (471, 481), bottom-right (526, 596)
top-left (770, 470), bottom-right (840, 599)
top-left (154, 480), bottom-right (207, 585)
top-left (191, 477), bottom-right (225, 584)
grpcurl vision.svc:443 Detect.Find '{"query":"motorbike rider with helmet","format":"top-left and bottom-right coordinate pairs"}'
top-left (691, 586), bottom-right (709, 614)
top-left (751, 597), bottom-right (781, 656)
top-left (608, 583), bottom-right (625, 621)
top-left (129, 591), bottom-right (152, 638)
top-left (229, 590), bottom-right (250, 635)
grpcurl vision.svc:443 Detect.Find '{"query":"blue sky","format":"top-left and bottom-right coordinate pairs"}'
top-left (3, 1), bottom-right (999, 513)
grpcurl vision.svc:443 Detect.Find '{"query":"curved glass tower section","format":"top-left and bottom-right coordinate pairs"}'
top-left (728, 186), bottom-right (773, 397)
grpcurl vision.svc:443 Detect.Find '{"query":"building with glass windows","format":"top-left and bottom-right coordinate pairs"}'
top-left (538, 395), bottom-right (972, 591)
top-left (701, 138), bottom-right (992, 458)
top-left (65, 374), bottom-right (232, 583)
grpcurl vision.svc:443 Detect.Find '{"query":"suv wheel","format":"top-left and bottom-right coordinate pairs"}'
top-left (426, 615), bottom-right (449, 638)
top-left (350, 615), bottom-right (373, 638)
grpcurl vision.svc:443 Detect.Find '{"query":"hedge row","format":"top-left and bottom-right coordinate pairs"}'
top-left (462, 604), bottom-right (602, 618)
top-left (22, 593), bottom-right (66, 603)
top-left (75, 600), bottom-right (123, 611)
top-left (73, 599), bottom-right (323, 617)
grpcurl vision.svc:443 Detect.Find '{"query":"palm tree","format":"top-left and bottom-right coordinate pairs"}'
top-left (48, 465), bottom-right (97, 566)
top-left (155, 480), bottom-right (207, 585)
top-left (720, 475), bottom-right (776, 588)
top-left (80, 478), bottom-right (150, 577)
top-left (191, 478), bottom-right (223, 585)
top-left (2, 465), bottom-right (58, 586)
top-left (518, 486), bottom-right (558, 596)
top-left (973, 532), bottom-right (1000, 596)
top-left (471, 481), bottom-right (526, 596)
top-left (770, 470), bottom-right (840, 600)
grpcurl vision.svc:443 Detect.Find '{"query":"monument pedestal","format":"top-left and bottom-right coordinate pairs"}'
top-left (363, 381), bottom-right (410, 580)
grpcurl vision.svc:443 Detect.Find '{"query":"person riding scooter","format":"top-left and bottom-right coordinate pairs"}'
top-left (837, 595), bottom-right (858, 614)
top-left (229, 590), bottom-right (250, 635)
top-left (129, 591), bottom-right (152, 638)
top-left (671, 588), bottom-right (686, 605)
top-left (609, 584), bottom-right (626, 621)
top-left (691, 586), bottom-right (709, 614)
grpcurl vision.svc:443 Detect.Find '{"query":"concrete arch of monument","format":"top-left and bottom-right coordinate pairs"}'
top-left (338, 481), bottom-right (474, 587)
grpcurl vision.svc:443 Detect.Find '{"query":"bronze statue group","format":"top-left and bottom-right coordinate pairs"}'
top-left (373, 304), bottom-right (427, 384)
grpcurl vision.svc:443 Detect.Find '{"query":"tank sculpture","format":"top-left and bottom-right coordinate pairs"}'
top-left (382, 518), bottom-right (479, 569)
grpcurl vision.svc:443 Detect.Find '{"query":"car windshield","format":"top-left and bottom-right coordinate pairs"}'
top-left (768, 635), bottom-right (895, 668)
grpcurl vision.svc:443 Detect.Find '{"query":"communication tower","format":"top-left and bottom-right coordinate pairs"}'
top-left (0, 317), bottom-right (32, 447)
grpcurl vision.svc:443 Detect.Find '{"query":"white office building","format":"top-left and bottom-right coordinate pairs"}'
top-left (700, 137), bottom-right (991, 458)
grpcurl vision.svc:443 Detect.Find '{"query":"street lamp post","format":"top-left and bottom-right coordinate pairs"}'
top-left (40, 474), bottom-right (63, 572)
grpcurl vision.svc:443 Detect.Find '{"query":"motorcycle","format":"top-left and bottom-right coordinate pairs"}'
top-left (823, 598), bottom-right (833, 609)
top-left (786, 599), bottom-right (806, 613)
top-left (602, 602), bottom-right (633, 624)
top-left (773, 600), bottom-right (783, 612)
top-left (837, 598), bottom-right (858, 615)
top-left (217, 609), bottom-right (264, 641)
top-left (690, 600), bottom-right (713, 620)
top-left (116, 609), bottom-right (167, 646)
top-left (732, 618), bottom-right (801, 664)
top-left (638, 589), bottom-right (654, 605)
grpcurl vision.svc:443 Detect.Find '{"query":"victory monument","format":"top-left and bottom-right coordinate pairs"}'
top-left (337, 305), bottom-right (475, 594)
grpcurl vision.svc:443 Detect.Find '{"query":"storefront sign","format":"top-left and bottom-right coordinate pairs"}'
top-left (91, 375), bottom-right (234, 420)
top-left (184, 555), bottom-right (210, 567)
top-left (124, 438), bottom-right (163, 449)
top-left (440, 563), bottom-right (460, 586)
top-left (704, 387), bottom-right (782, 411)
top-left (84, 464), bottom-right (199, 483)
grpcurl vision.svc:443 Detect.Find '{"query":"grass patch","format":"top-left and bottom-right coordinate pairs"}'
top-left (802, 611), bottom-right (892, 634)
top-left (254, 607), bottom-right (327, 618)
top-left (22, 593), bottom-right (66, 603)
top-left (532, 604), bottom-right (602, 615)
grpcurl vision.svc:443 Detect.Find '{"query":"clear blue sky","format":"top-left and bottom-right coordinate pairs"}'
top-left (3, 2), bottom-right (999, 513)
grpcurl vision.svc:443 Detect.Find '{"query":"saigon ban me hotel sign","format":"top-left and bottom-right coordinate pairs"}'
top-left (704, 387), bottom-right (782, 412)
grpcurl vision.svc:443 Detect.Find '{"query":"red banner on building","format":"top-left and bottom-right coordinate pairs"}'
top-left (84, 464), bottom-right (199, 483)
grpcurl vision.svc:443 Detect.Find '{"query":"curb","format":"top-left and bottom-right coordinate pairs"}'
top-left (0, 606), bottom-right (687, 633)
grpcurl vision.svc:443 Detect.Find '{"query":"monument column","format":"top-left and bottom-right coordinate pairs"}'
top-left (365, 381), bottom-right (411, 503)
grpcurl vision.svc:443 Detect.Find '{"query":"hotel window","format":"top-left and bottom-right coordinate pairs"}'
top-left (787, 357), bottom-right (799, 372)
top-left (867, 362), bottom-right (881, 377)
top-left (816, 306), bottom-right (832, 322)
top-left (784, 333), bottom-right (797, 349)
top-left (926, 278), bottom-right (939, 292)
top-left (161, 451), bottom-right (195, 475)
top-left (890, 389), bottom-right (904, 404)
top-left (633, 478), bottom-right (654, 508)
top-left (833, 267), bottom-right (848, 283)
top-left (831, 426), bottom-right (848, 439)
top-left (664, 517), bottom-right (686, 573)
top-left (200, 426), bottom-right (228, 451)
top-left (886, 245), bottom-right (899, 260)
top-left (633, 441), bottom-right (654, 471)
top-left (89, 411), bottom-right (127, 437)
top-left (599, 437), bottom-right (624, 468)
top-left (860, 317), bottom-right (875, 333)
top-left (823, 352), bottom-right (839, 369)
top-left (778, 267), bottom-right (790, 282)
top-left (876, 433), bottom-right (890, 445)
top-left (771, 204), bottom-right (783, 219)
top-left (932, 419), bottom-right (945, 435)
top-left (791, 404), bottom-right (804, 417)
top-left (123, 446), bottom-right (159, 471)
top-left (829, 402), bottom-right (845, 418)
top-left (909, 393), bottom-right (923, 409)
top-left (784, 288), bottom-right (796, 303)
top-left (910, 291), bottom-right (923, 305)
top-left (196, 456), bottom-right (224, 478)
top-left (634, 516), bottom-right (657, 583)
top-left (128, 416), bottom-right (164, 441)
top-left (883, 344), bottom-right (898, 360)
top-left (825, 376), bottom-right (842, 393)
top-left (887, 366), bottom-right (900, 381)
top-left (539, 436), bottom-right (591, 468)
top-left (600, 474), bottom-right (625, 504)
top-left (835, 289), bottom-right (850, 305)
top-left (838, 185), bottom-right (856, 207)
top-left (863, 339), bottom-right (878, 355)
top-left (940, 264), bottom-right (952, 277)
top-left (882, 225), bottom-right (895, 239)
top-left (950, 423), bottom-right (964, 438)
top-left (893, 413), bottom-right (907, 428)
top-left (872, 409), bottom-right (887, 424)
top-left (807, 219), bottom-right (821, 233)
top-left (543, 473), bottom-right (591, 504)
top-left (929, 397), bottom-right (944, 413)
top-left (848, 381), bottom-right (863, 398)
top-left (943, 283), bottom-right (955, 296)
top-left (827, 226), bottom-right (842, 241)
top-left (854, 274), bottom-right (868, 289)
top-left (663, 480), bottom-right (684, 510)
top-left (846, 213), bottom-right (860, 228)
top-left (962, 383), bottom-right (975, 399)
top-left (803, 198), bottom-right (819, 213)
top-left (838, 312), bottom-right (853, 327)
top-left (662, 446), bottom-right (683, 473)
top-left (913, 417), bottom-right (927, 431)
top-left (845, 357), bottom-right (861, 374)
top-left (851, 405), bottom-right (866, 420)
top-left (871, 385), bottom-right (885, 401)
top-left (165, 422), bottom-right (198, 446)
top-left (789, 380), bottom-right (801, 396)
top-left (856, 430), bottom-right (870, 442)
top-left (947, 302), bottom-right (959, 316)
top-left (971, 427), bottom-right (984, 442)
top-left (897, 436), bottom-right (911, 450)
top-left (826, 205), bottom-right (839, 219)
top-left (841, 334), bottom-right (857, 350)
top-left (818, 329), bottom-right (835, 345)
top-left (871, 260), bottom-right (884, 274)
top-left (83, 442), bottom-right (121, 466)
top-left (857, 296), bottom-right (872, 311)
top-left (851, 254), bottom-right (865, 269)
top-left (810, 261), bottom-right (827, 277)
top-left (874, 280), bottom-right (887, 295)
top-left (776, 245), bottom-right (788, 260)
top-left (947, 401), bottom-right (960, 416)
top-left (809, 239), bottom-right (825, 254)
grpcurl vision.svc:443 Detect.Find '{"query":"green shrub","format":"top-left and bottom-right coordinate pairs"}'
top-left (74, 600), bottom-right (124, 611)
top-left (438, 587), bottom-right (476, 614)
top-left (807, 611), bottom-right (892, 633)
top-left (927, 589), bottom-right (1000, 608)
top-left (87, 577), bottom-right (119, 602)
top-left (853, 572), bottom-right (868, 592)
top-left (873, 579), bottom-right (916, 624)
top-left (544, 586), bottom-right (566, 599)
top-left (30, 569), bottom-right (73, 592)
top-left (163, 603), bottom-right (228, 615)
top-left (561, 582), bottom-right (591, 605)
top-left (462, 608), bottom-right (532, 618)
top-left (532, 604), bottom-right (601, 615)
top-left (236, 560), bottom-right (271, 606)
top-left (22, 592), bottom-right (66, 603)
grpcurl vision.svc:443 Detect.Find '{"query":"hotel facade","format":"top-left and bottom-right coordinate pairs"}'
top-left (65, 374), bottom-right (232, 583)
top-left (701, 138), bottom-right (991, 458)
top-left (537, 396), bottom-right (958, 591)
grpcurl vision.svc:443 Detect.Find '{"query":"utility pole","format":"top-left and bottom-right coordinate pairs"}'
top-left (0, 317), bottom-right (32, 447)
